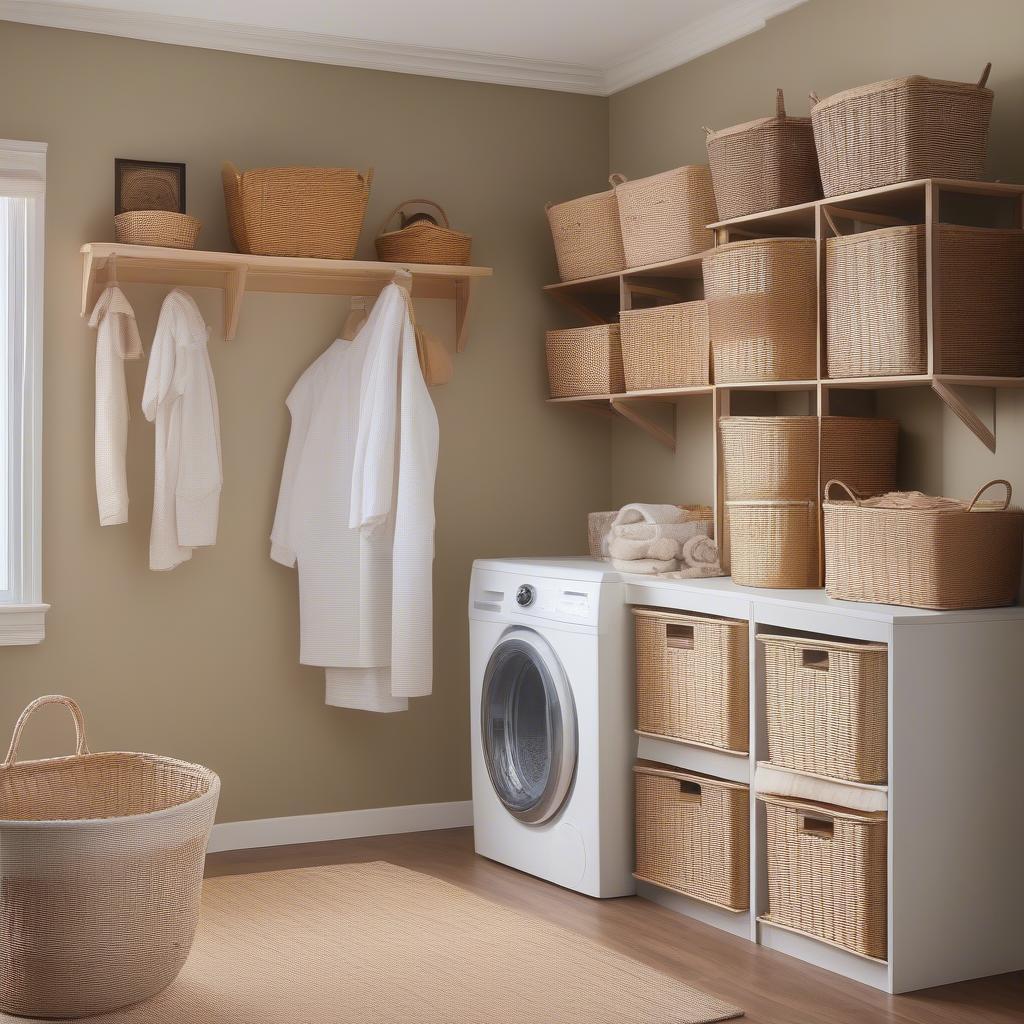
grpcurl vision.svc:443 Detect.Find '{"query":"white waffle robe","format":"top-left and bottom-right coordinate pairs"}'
top-left (271, 283), bottom-right (438, 713)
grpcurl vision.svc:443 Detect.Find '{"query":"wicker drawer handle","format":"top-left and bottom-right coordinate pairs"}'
top-left (801, 648), bottom-right (830, 672)
top-left (800, 814), bottom-right (834, 840)
top-left (678, 780), bottom-right (702, 804)
top-left (4, 695), bottom-right (90, 767)
top-left (967, 479), bottom-right (1012, 511)
top-left (665, 623), bottom-right (695, 651)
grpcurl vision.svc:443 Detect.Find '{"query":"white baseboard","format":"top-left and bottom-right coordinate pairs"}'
top-left (208, 800), bottom-right (473, 854)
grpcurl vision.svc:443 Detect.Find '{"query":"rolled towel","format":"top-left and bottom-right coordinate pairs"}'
top-left (681, 534), bottom-right (720, 569)
top-left (611, 503), bottom-right (685, 529)
top-left (608, 535), bottom-right (678, 562)
top-left (612, 556), bottom-right (678, 575)
top-left (658, 564), bottom-right (724, 579)
top-left (614, 520), bottom-right (709, 544)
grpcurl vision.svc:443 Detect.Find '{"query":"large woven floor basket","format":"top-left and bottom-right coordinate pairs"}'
top-left (0, 696), bottom-right (220, 1019)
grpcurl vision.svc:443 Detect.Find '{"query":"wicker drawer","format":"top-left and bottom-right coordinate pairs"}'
top-left (761, 634), bottom-right (887, 783)
top-left (620, 302), bottom-right (710, 391)
top-left (545, 325), bottom-right (624, 398)
top-left (762, 794), bottom-right (887, 960)
top-left (633, 608), bottom-right (748, 752)
top-left (634, 763), bottom-right (749, 911)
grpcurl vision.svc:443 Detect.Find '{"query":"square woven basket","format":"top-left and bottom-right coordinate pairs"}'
top-left (545, 325), bottom-right (624, 398)
top-left (620, 301), bottom-right (709, 391)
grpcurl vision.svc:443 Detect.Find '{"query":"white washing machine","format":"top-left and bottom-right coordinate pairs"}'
top-left (468, 557), bottom-right (635, 898)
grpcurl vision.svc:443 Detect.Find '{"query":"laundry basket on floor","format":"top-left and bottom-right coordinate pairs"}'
top-left (0, 695), bottom-right (220, 1019)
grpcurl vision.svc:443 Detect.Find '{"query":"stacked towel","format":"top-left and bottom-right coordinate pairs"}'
top-left (658, 534), bottom-right (725, 579)
top-left (609, 503), bottom-right (711, 575)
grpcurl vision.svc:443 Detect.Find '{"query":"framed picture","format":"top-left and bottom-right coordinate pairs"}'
top-left (114, 158), bottom-right (186, 215)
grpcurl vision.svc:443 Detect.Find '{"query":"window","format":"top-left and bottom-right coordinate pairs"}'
top-left (0, 140), bottom-right (46, 644)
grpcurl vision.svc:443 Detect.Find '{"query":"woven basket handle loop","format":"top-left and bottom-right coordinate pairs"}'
top-left (775, 88), bottom-right (786, 119)
top-left (4, 695), bottom-right (90, 767)
top-left (377, 198), bottom-right (450, 238)
top-left (809, 91), bottom-right (820, 106)
top-left (978, 62), bottom-right (992, 88)
top-left (967, 479), bottom-right (1011, 512)
top-left (824, 479), bottom-right (861, 505)
top-left (702, 125), bottom-right (714, 138)
top-left (608, 173), bottom-right (628, 187)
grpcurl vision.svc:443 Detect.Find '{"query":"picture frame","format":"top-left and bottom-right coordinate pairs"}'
top-left (114, 158), bottom-right (186, 215)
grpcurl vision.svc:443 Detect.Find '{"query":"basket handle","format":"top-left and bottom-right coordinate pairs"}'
top-left (608, 173), bottom-right (628, 187)
top-left (809, 91), bottom-right (820, 106)
top-left (800, 813), bottom-right (834, 840)
top-left (4, 695), bottom-right (90, 768)
top-left (967, 479), bottom-right (1012, 512)
top-left (823, 479), bottom-right (861, 505)
top-left (678, 779), bottom-right (702, 804)
top-left (702, 125), bottom-right (714, 138)
top-left (977, 62), bottom-right (992, 88)
top-left (377, 198), bottom-right (450, 238)
top-left (775, 88), bottom-right (786, 119)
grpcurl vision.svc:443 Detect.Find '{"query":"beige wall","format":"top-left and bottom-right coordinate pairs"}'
top-left (609, 0), bottom-right (1024, 505)
top-left (0, 21), bottom-right (611, 822)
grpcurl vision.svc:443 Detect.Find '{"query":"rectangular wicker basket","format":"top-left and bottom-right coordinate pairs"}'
top-left (762, 794), bottom-right (887, 959)
top-left (620, 301), bottom-right (709, 391)
top-left (726, 500), bottom-right (819, 590)
top-left (761, 634), bottom-right (888, 784)
top-left (633, 608), bottom-right (749, 752)
top-left (545, 325), bottom-right (624, 398)
top-left (546, 188), bottom-right (625, 282)
top-left (634, 763), bottom-right (749, 911)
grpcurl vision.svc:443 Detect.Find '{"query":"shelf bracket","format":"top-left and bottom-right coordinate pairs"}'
top-left (454, 279), bottom-right (471, 352)
top-left (224, 265), bottom-right (247, 342)
top-left (545, 287), bottom-right (610, 326)
top-left (931, 378), bottom-right (996, 452)
top-left (610, 399), bottom-right (676, 451)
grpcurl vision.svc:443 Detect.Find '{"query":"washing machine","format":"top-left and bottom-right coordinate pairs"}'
top-left (468, 557), bottom-right (635, 898)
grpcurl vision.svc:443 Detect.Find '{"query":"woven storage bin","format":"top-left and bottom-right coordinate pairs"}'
top-left (727, 500), bottom-right (818, 589)
top-left (633, 608), bottom-right (749, 751)
top-left (811, 66), bottom-right (994, 197)
top-left (222, 162), bottom-right (373, 259)
top-left (546, 324), bottom-right (624, 397)
top-left (704, 238), bottom-right (817, 383)
top-left (761, 635), bottom-right (888, 783)
top-left (762, 794), bottom-right (887, 959)
top-left (705, 89), bottom-right (821, 220)
top-left (0, 696), bottom-right (219, 1019)
top-left (720, 417), bottom-right (818, 501)
top-left (620, 301), bottom-right (710, 391)
top-left (634, 763), bottom-right (749, 911)
top-left (374, 199), bottom-right (471, 265)
top-left (824, 479), bottom-right (1024, 609)
top-left (546, 188), bottom-right (625, 282)
top-left (114, 211), bottom-right (200, 250)
top-left (611, 166), bottom-right (717, 268)
top-left (820, 416), bottom-right (898, 498)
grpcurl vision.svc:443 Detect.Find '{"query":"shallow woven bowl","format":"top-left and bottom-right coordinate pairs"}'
top-left (114, 210), bottom-right (201, 250)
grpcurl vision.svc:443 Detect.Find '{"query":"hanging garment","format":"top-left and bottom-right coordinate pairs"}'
top-left (142, 289), bottom-right (222, 572)
top-left (89, 285), bottom-right (143, 526)
top-left (271, 282), bottom-right (439, 713)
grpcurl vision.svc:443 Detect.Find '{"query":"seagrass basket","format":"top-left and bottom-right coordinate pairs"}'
top-left (546, 188), bottom-right (625, 282)
top-left (546, 324), bottom-right (624, 397)
top-left (820, 416), bottom-right (898, 498)
top-left (727, 499), bottom-right (819, 589)
top-left (374, 199), bottom-right (471, 265)
top-left (823, 479), bottom-right (1024, 609)
top-left (704, 238), bottom-right (817, 384)
top-left (761, 634), bottom-right (888, 783)
top-left (634, 762), bottom-right (749, 911)
top-left (633, 608), bottom-right (749, 751)
top-left (811, 65), bottom-right (994, 196)
top-left (761, 793), bottom-right (887, 959)
top-left (0, 696), bottom-right (220, 1019)
top-left (719, 417), bottom-right (819, 501)
top-left (620, 301), bottom-right (709, 391)
top-left (704, 89), bottom-right (821, 220)
top-left (611, 166), bottom-right (717, 267)
top-left (114, 211), bottom-right (200, 250)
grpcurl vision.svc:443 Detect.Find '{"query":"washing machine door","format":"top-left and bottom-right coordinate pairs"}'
top-left (481, 628), bottom-right (578, 825)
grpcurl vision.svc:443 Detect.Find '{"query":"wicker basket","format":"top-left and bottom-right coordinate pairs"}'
top-left (546, 188), bottom-right (625, 282)
top-left (823, 479), bottom-right (1024, 609)
top-left (727, 500), bottom-right (819, 589)
top-left (633, 608), bottom-right (749, 751)
top-left (811, 65), bottom-right (994, 197)
top-left (820, 416), bottom-right (898, 498)
top-left (222, 162), bottom-right (373, 259)
top-left (546, 324), bottom-right (624, 398)
top-left (0, 696), bottom-right (219, 1019)
top-left (620, 301), bottom-right (710, 391)
top-left (610, 166), bottom-right (716, 268)
top-left (719, 417), bottom-right (818, 501)
top-left (374, 199), bottom-right (471, 265)
top-left (634, 763), bottom-right (749, 911)
top-left (704, 238), bottom-right (817, 384)
top-left (761, 634), bottom-right (888, 783)
top-left (762, 793), bottom-right (887, 959)
top-left (114, 211), bottom-right (200, 250)
top-left (704, 89), bottom-right (821, 220)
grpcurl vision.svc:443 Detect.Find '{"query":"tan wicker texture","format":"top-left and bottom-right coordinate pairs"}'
top-left (762, 794), bottom-right (887, 959)
top-left (621, 301), bottom-right (710, 391)
top-left (114, 211), bottom-right (201, 250)
top-left (761, 634), bottom-right (888, 784)
top-left (811, 66), bottom-right (994, 197)
top-left (546, 189), bottom-right (625, 282)
top-left (704, 238), bottom-right (817, 384)
top-left (634, 763), bottom-right (749, 911)
top-left (704, 89), bottom-right (821, 220)
top-left (0, 696), bottom-right (219, 1019)
top-left (823, 479), bottom-right (1024, 609)
top-left (633, 608), bottom-right (749, 751)
top-left (546, 325), bottom-right (624, 398)
top-left (719, 417), bottom-right (818, 501)
top-left (374, 199), bottom-right (472, 265)
top-left (611, 167), bottom-right (717, 268)
top-left (726, 500), bottom-right (818, 589)
top-left (820, 416), bottom-right (899, 498)
top-left (221, 162), bottom-right (373, 259)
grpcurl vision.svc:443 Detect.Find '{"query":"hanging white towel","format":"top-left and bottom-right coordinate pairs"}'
top-left (89, 285), bottom-right (143, 526)
top-left (271, 283), bottom-right (438, 713)
top-left (141, 289), bottom-right (222, 571)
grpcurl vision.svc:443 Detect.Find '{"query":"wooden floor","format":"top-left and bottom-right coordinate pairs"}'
top-left (207, 827), bottom-right (1023, 1024)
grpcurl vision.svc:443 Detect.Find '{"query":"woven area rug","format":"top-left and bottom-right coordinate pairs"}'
top-left (9, 861), bottom-right (742, 1023)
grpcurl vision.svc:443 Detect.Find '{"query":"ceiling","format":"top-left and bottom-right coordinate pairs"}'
top-left (0, 0), bottom-right (807, 94)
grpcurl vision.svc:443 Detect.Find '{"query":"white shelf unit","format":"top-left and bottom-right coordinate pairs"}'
top-left (625, 574), bottom-right (1024, 994)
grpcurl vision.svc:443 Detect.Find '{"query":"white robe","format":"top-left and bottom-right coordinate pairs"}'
top-left (271, 283), bottom-right (439, 713)
top-left (141, 289), bottom-right (222, 572)
top-left (89, 285), bottom-right (143, 526)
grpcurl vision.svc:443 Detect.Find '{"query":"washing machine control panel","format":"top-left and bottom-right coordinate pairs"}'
top-left (515, 584), bottom-right (536, 607)
top-left (509, 580), bottom-right (598, 625)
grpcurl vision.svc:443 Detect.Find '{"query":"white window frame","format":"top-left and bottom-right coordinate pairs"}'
top-left (0, 140), bottom-right (47, 644)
